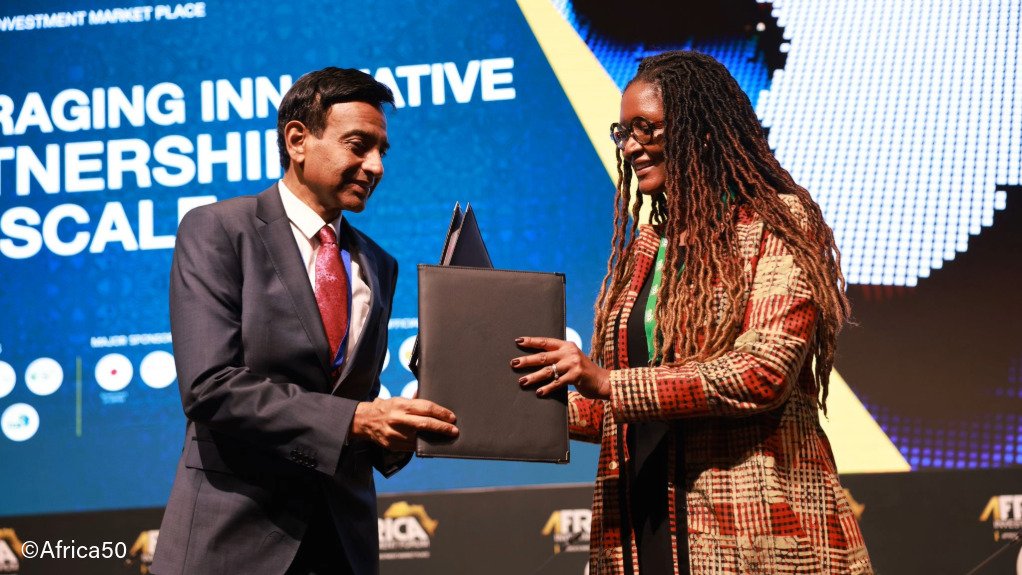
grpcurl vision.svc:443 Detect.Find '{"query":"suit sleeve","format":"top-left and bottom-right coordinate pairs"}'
top-left (170, 207), bottom-right (355, 477)
top-left (608, 215), bottom-right (818, 423)
top-left (368, 256), bottom-right (414, 477)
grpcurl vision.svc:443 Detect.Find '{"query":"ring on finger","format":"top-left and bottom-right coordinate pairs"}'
top-left (550, 364), bottom-right (560, 380)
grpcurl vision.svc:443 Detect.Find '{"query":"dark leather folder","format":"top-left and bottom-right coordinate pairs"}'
top-left (440, 203), bottom-right (492, 268)
top-left (409, 204), bottom-right (492, 377)
top-left (416, 265), bottom-right (569, 463)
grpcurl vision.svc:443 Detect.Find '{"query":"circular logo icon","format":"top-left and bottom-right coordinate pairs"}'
top-left (566, 327), bottom-right (584, 351)
top-left (382, 349), bottom-right (391, 372)
top-left (25, 357), bottom-right (63, 396)
top-left (377, 384), bottom-right (392, 399)
top-left (2, 403), bottom-right (40, 442)
top-left (95, 353), bottom-right (133, 392)
top-left (0, 361), bottom-right (15, 399)
top-left (140, 350), bottom-right (177, 389)
top-left (398, 336), bottom-right (418, 373)
top-left (401, 380), bottom-right (419, 399)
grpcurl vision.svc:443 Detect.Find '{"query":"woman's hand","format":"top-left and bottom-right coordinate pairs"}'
top-left (511, 337), bottom-right (611, 400)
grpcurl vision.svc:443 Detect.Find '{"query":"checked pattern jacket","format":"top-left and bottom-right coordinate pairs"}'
top-left (569, 195), bottom-right (874, 575)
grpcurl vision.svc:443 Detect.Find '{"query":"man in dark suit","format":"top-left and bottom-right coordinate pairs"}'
top-left (151, 67), bottom-right (459, 575)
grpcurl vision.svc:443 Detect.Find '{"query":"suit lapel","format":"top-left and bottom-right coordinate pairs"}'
top-left (611, 226), bottom-right (660, 369)
top-left (613, 226), bottom-right (670, 465)
top-left (255, 186), bottom-right (334, 380)
top-left (332, 219), bottom-right (382, 396)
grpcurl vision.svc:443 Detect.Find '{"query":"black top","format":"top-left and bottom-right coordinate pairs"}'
top-left (624, 258), bottom-right (689, 575)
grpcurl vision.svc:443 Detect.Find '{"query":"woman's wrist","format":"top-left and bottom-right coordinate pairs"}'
top-left (588, 367), bottom-right (612, 400)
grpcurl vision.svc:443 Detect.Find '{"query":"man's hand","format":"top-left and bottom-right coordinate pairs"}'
top-left (351, 398), bottom-right (458, 451)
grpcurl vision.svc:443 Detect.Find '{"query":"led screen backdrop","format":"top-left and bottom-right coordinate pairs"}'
top-left (1, 0), bottom-right (1019, 518)
top-left (543, 0), bottom-right (1022, 471)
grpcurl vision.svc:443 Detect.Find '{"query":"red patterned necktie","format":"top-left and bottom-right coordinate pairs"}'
top-left (315, 225), bottom-right (349, 363)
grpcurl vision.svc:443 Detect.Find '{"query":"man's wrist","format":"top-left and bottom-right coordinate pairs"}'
top-left (347, 402), bottom-right (363, 445)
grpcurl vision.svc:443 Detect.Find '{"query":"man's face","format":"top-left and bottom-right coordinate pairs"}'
top-left (290, 101), bottom-right (389, 221)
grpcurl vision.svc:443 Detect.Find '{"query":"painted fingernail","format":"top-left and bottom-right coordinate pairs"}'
top-left (515, 337), bottom-right (525, 344)
top-left (536, 389), bottom-right (545, 397)
top-left (518, 377), bottom-right (527, 385)
top-left (510, 359), bottom-right (521, 367)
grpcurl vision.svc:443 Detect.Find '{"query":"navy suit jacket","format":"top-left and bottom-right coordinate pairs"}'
top-left (152, 184), bottom-right (403, 575)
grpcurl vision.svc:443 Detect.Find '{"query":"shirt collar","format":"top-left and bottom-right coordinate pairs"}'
top-left (278, 180), bottom-right (342, 241)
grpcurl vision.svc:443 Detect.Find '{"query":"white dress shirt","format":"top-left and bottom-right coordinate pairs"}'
top-left (278, 180), bottom-right (371, 363)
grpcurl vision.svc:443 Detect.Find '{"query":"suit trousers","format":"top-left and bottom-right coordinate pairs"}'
top-left (285, 504), bottom-right (355, 575)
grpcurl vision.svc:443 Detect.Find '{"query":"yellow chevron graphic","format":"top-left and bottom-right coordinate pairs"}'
top-left (515, 0), bottom-right (909, 474)
top-left (516, 0), bottom-right (620, 184)
top-left (819, 369), bottom-right (909, 472)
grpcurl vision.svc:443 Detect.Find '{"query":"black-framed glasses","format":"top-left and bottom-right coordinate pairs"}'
top-left (609, 117), bottom-right (665, 149)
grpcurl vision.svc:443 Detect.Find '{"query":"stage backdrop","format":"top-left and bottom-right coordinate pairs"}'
top-left (1, 0), bottom-right (1019, 539)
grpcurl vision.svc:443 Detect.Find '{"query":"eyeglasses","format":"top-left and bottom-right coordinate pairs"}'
top-left (609, 117), bottom-right (665, 149)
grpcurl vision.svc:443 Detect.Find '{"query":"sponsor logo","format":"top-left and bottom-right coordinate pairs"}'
top-left (0, 362), bottom-right (15, 399)
top-left (378, 501), bottom-right (436, 560)
top-left (1, 403), bottom-right (39, 442)
top-left (95, 353), bottom-right (133, 392)
top-left (844, 488), bottom-right (865, 521)
top-left (398, 336), bottom-right (417, 373)
top-left (400, 381), bottom-right (418, 399)
top-left (125, 530), bottom-right (159, 574)
top-left (0, 528), bottom-right (23, 574)
top-left (24, 358), bottom-right (63, 396)
top-left (980, 494), bottom-right (1022, 542)
top-left (139, 351), bottom-right (176, 389)
top-left (541, 508), bottom-right (591, 554)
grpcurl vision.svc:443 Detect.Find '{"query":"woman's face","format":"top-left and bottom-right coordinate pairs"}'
top-left (618, 80), bottom-right (667, 196)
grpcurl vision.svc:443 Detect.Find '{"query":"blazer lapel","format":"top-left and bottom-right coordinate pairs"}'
top-left (331, 219), bottom-right (383, 396)
top-left (612, 226), bottom-right (670, 464)
top-left (610, 226), bottom-right (661, 369)
top-left (255, 186), bottom-right (334, 380)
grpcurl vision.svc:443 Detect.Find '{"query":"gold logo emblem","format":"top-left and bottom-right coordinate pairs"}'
top-left (843, 488), bottom-right (865, 521)
top-left (980, 495), bottom-right (1022, 541)
top-left (541, 509), bottom-right (591, 554)
top-left (0, 528), bottom-right (24, 574)
top-left (382, 501), bottom-right (438, 536)
top-left (125, 529), bottom-right (159, 574)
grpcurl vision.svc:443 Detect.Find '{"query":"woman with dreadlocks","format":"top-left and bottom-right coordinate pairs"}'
top-left (513, 51), bottom-right (873, 574)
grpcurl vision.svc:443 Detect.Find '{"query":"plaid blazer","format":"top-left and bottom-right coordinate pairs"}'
top-left (570, 196), bottom-right (873, 575)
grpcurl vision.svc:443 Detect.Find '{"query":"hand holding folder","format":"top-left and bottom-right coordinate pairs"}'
top-left (413, 204), bottom-right (569, 463)
top-left (511, 336), bottom-right (612, 400)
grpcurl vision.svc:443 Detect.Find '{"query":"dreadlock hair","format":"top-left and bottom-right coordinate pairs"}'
top-left (590, 51), bottom-right (850, 411)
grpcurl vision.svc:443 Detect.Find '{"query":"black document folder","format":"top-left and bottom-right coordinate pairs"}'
top-left (409, 203), bottom-right (492, 377)
top-left (439, 203), bottom-right (492, 268)
top-left (416, 265), bottom-right (569, 463)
